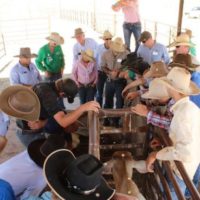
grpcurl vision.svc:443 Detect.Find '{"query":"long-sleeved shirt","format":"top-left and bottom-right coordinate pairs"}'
top-left (147, 99), bottom-right (174, 130)
top-left (0, 112), bottom-right (9, 136)
top-left (10, 62), bottom-right (41, 86)
top-left (72, 59), bottom-right (98, 86)
top-left (35, 44), bottom-right (65, 73)
top-left (156, 97), bottom-right (200, 179)
top-left (137, 42), bottom-right (170, 65)
top-left (73, 38), bottom-right (98, 63)
top-left (96, 44), bottom-right (109, 71)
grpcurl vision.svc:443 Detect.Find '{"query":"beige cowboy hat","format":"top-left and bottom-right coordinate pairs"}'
top-left (142, 78), bottom-right (170, 99)
top-left (0, 85), bottom-right (40, 121)
top-left (143, 61), bottom-right (168, 79)
top-left (168, 33), bottom-right (194, 48)
top-left (110, 37), bottom-right (125, 52)
top-left (159, 67), bottom-right (200, 95)
top-left (14, 47), bottom-right (37, 58)
top-left (46, 32), bottom-right (64, 45)
top-left (99, 30), bottom-right (113, 40)
top-left (72, 28), bottom-right (84, 38)
top-left (81, 49), bottom-right (95, 62)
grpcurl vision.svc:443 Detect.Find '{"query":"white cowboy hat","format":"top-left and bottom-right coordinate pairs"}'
top-left (0, 85), bottom-right (40, 121)
top-left (46, 32), bottom-right (64, 45)
top-left (110, 37), bottom-right (125, 52)
top-left (81, 49), bottom-right (95, 62)
top-left (99, 30), bottom-right (113, 40)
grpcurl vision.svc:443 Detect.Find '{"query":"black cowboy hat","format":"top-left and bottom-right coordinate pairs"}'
top-left (27, 134), bottom-right (66, 167)
top-left (43, 149), bottom-right (115, 200)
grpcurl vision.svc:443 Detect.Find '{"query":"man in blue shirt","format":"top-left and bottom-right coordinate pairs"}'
top-left (137, 31), bottom-right (170, 65)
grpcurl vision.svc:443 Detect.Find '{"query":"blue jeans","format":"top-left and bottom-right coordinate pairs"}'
top-left (78, 85), bottom-right (96, 104)
top-left (96, 71), bottom-right (107, 107)
top-left (104, 79), bottom-right (126, 109)
top-left (123, 22), bottom-right (141, 51)
top-left (185, 164), bottom-right (200, 198)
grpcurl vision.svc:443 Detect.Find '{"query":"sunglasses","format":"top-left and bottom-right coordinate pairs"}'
top-left (142, 40), bottom-right (147, 44)
top-left (176, 46), bottom-right (180, 48)
top-left (105, 38), bottom-right (112, 41)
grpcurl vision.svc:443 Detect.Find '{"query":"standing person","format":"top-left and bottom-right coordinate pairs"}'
top-left (102, 37), bottom-right (129, 127)
top-left (72, 49), bottom-right (97, 104)
top-left (137, 31), bottom-right (170, 65)
top-left (143, 68), bottom-right (200, 200)
top-left (35, 32), bottom-right (65, 81)
top-left (96, 30), bottom-right (113, 107)
top-left (0, 111), bottom-right (9, 153)
top-left (10, 48), bottom-right (41, 87)
top-left (112, 0), bottom-right (141, 51)
top-left (72, 28), bottom-right (98, 64)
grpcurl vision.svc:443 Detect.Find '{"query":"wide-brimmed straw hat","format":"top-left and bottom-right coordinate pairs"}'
top-left (46, 32), bottom-right (64, 45)
top-left (144, 61), bottom-right (168, 78)
top-left (159, 67), bottom-right (200, 95)
top-left (0, 85), bottom-right (40, 121)
top-left (14, 47), bottom-right (37, 58)
top-left (81, 49), bottom-right (95, 62)
top-left (168, 33), bottom-right (193, 47)
top-left (28, 135), bottom-right (66, 167)
top-left (110, 37), bottom-right (125, 52)
top-left (142, 78), bottom-right (170, 99)
top-left (43, 149), bottom-right (115, 200)
top-left (72, 28), bottom-right (84, 38)
top-left (99, 30), bottom-right (113, 40)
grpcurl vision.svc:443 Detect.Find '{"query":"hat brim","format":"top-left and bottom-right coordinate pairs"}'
top-left (169, 62), bottom-right (198, 71)
top-left (44, 149), bottom-right (115, 200)
top-left (28, 138), bottom-right (46, 167)
top-left (13, 54), bottom-right (37, 58)
top-left (0, 85), bottom-right (40, 121)
top-left (141, 90), bottom-right (169, 99)
top-left (81, 52), bottom-right (95, 62)
top-left (159, 77), bottom-right (200, 96)
top-left (168, 42), bottom-right (193, 48)
top-left (110, 42), bottom-right (125, 52)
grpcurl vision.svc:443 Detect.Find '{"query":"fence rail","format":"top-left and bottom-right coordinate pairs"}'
top-left (0, 33), bottom-right (6, 59)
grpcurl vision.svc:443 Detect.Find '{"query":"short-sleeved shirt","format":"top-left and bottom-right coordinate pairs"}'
top-left (73, 38), bottom-right (98, 63)
top-left (10, 62), bottom-right (41, 86)
top-left (137, 42), bottom-right (170, 65)
top-left (101, 49), bottom-right (129, 71)
top-left (0, 112), bottom-right (10, 136)
top-left (96, 43), bottom-right (109, 71)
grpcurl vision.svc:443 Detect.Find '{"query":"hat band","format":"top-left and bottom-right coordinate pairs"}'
top-left (67, 179), bottom-right (98, 195)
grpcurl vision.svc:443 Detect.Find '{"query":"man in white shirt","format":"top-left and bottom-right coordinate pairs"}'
top-left (142, 67), bottom-right (200, 200)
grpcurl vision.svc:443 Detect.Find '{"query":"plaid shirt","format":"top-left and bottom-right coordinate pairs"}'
top-left (147, 99), bottom-right (174, 130)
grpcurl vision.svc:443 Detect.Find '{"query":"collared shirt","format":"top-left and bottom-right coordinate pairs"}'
top-left (10, 62), bottom-right (41, 86)
top-left (73, 38), bottom-right (98, 63)
top-left (137, 42), bottom-right (170, 65)
top-left (147, 99), bottom-right (174, 130)
top-left (122, 0), bottom-right (140, 23)
top-left (23, 191), bottom-right (51, 200)
top-left (156, 97), bottom-right (200, 179)
top-left (72, 59), bottom-right (98, 85)
top-left (96, 44), bottom-right (109, 71)
top-left (101, 49), bottom-right (129, 72)
top-left (0, 179), bottom-right (15, 200)
top-left (0, 112), bottom-right (10, 136)
top-left (35, 44), bottom-right (65, 73)
top-left (0, 151), bottom-right (46, 199)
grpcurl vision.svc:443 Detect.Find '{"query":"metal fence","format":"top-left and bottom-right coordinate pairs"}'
top-left (0, 33), bottom-right (6, 59)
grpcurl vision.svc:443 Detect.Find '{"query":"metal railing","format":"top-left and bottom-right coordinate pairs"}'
top-left (0, 33), bottom-right (6, 59)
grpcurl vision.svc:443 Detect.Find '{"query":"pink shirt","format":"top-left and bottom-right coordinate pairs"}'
top-left (72, 59), bottom-right (98, 86)
top-left (122, 0), bottom-right (140, 23)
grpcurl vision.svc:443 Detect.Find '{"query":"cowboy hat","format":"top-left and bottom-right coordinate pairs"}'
top-left (99, 30), bottom-right (113, 40)
top-left (0, 85), bottom-right (40, 121)
top-left (72, 28), bottom-right (84, 38)
top-left (46, 32), bottom-right (64, 45)
top-left (14, 47), bottom-right (37, 58)
top-left (169, 54), bottom-right (198, 71)
top-left (159, 67), bottom-right (200, 95)
top-left (81, 49), bottom-right (95, 62)
top-left (43, 149), bottom-right (115, 200)
top-left (168, 33), bottom-right (194, 48)
top-left (143, 61), bottom-right (168, 79)
top-left (110, 37), bottom-right (125, 52)
top-left (142, 78), bottom-right (170, 99)
top-left (28, 135), bottom-right (66, 167)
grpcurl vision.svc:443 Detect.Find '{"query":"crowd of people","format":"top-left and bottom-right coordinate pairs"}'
top-left (0, 0), bottom-right (200, 199)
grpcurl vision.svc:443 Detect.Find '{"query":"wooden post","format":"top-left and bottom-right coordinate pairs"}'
top-left (177, 0), bottom-right (184, 35)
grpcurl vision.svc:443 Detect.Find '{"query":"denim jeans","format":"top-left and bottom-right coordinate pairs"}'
top-left (78, 85), bottom-right (96, 104)
top-left (185, 164), bottom-right (200, 198)
top-left (104, 79), bottom-right (126, 109)
top-left (123, 22), bottom-right (142, 51)
top-left (96, 71), bottom-right (107, 107)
